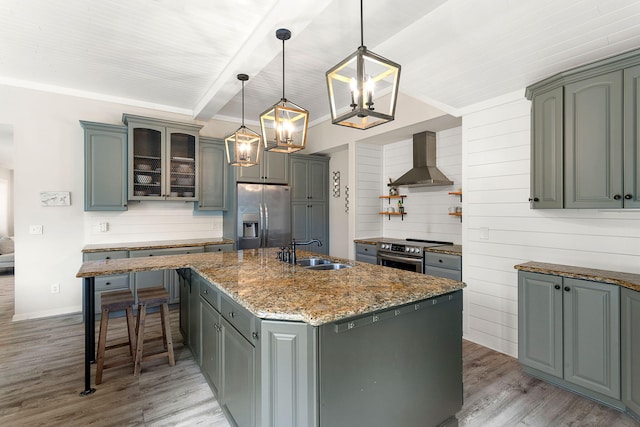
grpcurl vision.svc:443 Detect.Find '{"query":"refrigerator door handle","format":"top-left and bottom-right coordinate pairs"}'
top-left (263, 202), bottom-right (269, 246)
top-left (259, 203), bottom-right (264, 247)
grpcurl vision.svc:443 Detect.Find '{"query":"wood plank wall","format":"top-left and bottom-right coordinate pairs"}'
top-left (462, 93), bottom-right (640, 357)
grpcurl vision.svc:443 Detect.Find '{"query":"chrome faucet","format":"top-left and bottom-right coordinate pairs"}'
top-left (290, 239), bottom-right (323, 264)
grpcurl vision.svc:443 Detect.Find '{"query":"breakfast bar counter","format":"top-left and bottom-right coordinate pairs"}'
top-left (77, 248), bottom-right (466, 426)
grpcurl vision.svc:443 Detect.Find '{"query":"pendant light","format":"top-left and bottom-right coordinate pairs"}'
top-left (326, 0), bottom-right (401, 130)
top-left (260, 28), bottom-right (309, 153)
top-left (225, 74), bottom-right (262, 167)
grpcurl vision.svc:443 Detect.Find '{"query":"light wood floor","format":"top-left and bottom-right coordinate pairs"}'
top-left (0, 273), bottom-right (638, 426)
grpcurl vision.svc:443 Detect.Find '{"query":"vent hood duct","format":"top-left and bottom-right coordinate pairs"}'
top-left (389, 131), bottom-right (454, 187)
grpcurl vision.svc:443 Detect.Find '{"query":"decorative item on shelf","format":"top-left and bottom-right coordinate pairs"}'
top-left (388, 177), bottom-right (398, 196)
top-left (397, 198), bottom-right (404, 214)
top-left (260, 29), bottom-right (308, 153)
top-left (332, 171), bottom-right (341, 197)
top-left (225, 74), bottom-right (261, 167)
top-left (325, 0), bottom-right (400, 130)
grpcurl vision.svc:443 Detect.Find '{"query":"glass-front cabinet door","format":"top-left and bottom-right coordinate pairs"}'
top-left (123, 114), bottom-right (202, 201)
top-left (168, 129), bottom-right (197, 200)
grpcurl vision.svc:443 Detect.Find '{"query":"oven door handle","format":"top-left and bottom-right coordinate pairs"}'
top-left (377, 253), bottom-right (422, 265)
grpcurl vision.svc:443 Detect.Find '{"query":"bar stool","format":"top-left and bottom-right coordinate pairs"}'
top-left (134, 286), bottom-right (175, 376)
top-left (95, 290), bottom-right (137, 385)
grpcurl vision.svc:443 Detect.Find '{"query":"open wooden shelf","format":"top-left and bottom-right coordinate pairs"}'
top-left (379, 211), bottom-right (406, 220)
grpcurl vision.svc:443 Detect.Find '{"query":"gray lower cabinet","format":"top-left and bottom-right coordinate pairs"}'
top-left (83, 250), bottom-right (130, 314)
top-left (201, 293), bottom-right (222, 396)
top-left (222, 316), bottom-right (256, 427)
top-left (196, 137), bottom-right (228, 211)
top-left (519, 271), bottom-right (621, 403)
top-left (130, 246), bottom-right (204, 303)
top-left (424, 253), bottom-right (462, 281)
top-left (81, 121), bottom-right (128, 211)
top-left (355, 243), bottom-right (377, 264)
top-left (260, 321), bottom-right (318, 427)
top-left (622, 288), bottom-right (640, 416)
top-left (529, 87), bottom-right (563, 209)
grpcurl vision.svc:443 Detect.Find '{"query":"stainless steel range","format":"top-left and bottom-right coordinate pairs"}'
top-left (376, 238), bottom-right (452, 273)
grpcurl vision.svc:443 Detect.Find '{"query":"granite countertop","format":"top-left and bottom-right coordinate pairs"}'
top-left (82, 237), bottom-right (234, 253)
top-left (78, 248), bottom-right (465, 326)
top-left (354, 238), bottom-right (462, 255)
top-left (515, 261), bottom-right (640, 293)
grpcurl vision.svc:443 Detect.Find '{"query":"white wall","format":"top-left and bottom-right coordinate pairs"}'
top-left (461, 91), bottom-right (640, 357)
top-left (354, 143), bottom-right (383, 239)
top-left (328, 148), bottom-right (349, 258)
top-left (1, 84), bottom-right (238, 320)
top-left (0, 167), bottom-right (13, 236)
top-left (381, 127), bottom-right (462, 243)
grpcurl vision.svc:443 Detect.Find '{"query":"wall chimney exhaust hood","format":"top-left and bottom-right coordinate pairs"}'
top-left (389, 131), bottom-right (453, 187)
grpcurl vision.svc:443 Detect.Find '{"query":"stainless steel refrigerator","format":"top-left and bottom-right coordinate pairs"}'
top-left (237, 183), bottom-right (291, 249)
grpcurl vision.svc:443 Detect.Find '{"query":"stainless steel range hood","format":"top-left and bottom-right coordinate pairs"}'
top-left (389, 131), bottom-right (453, 187)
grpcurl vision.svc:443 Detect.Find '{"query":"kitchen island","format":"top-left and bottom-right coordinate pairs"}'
top-left (77, 248), bottom-right (465, 427)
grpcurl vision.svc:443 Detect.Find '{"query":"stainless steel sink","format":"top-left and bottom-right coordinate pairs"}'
top-left (305, 263), bottom-right (352, 270)
top-left (296, 258), bottom-right (332, 267)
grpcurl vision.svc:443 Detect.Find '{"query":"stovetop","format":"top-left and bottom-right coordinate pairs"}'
top-left (376, 238), bottom-right (453, 257)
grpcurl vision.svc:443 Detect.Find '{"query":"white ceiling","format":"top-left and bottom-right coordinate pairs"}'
top-left (2, 0), bottom-right (640, 129)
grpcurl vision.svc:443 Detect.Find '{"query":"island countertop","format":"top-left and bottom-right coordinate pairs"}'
top-left (78, 247), bottom-right (465, 326)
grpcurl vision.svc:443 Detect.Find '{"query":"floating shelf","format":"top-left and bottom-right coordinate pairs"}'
top-left (379, 195), bottom-right (407, 201)
top-left (380, 211), bottom-right (406, 221)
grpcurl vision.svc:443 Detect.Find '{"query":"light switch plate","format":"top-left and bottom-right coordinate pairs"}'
top-left (29, 225), bottom-right (43, 235)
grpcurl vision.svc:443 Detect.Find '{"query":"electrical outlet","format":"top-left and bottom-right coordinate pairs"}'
top-left (51, 283), bottom-right (60, 294)
top-left (29, 225), bottom-right (43, 235)
top-left (99, 222), bottom-right (109, 232)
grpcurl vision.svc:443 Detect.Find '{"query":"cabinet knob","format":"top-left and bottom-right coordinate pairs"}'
top-left (229, 311), bottom-right (235, 318)
top-left (564, 286), bottom-right (570, 292)
top-left (528, 197), bottom-right (540, 202)
top-left (554, 284), bottom-right (560, 290)
top-left (613, 194), bottom-right (622, 200)
top-left (251, 332), bottom-right (259, 340)
top-left (204, 289), bottom-right (208, 294)
top-left (105, 256), bottom-right (111, 260)
top-left (105, 282), bottom-right (111, 286)
top-left (625, 194), bottom-right (633, 200)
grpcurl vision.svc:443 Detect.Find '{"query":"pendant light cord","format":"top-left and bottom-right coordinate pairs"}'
top-left (241, 80), bottom-right (245, 127)
top-left (360, 0), bottom-right (364, 47)
top-left (282, 37), bottom-right (286, 100)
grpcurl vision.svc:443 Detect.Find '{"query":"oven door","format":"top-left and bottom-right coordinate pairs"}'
top-left (377, 253), bottom-right (423, 273)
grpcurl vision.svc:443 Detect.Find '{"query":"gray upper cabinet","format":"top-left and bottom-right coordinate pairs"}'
top-left (290, 155), bottom-right (329, 255)
top-left (123, 114), bottom-right (202, 201)
top-left (519, 271), bottom-right (621, 401)
top-left (196, 137), bottom-right (228, 211)
top-left (81, 121), bottom-right (128, 211)
top-left (622, 287), bottom-right (640, 415)
top-left (564, 71), bottom-right (624, 209)
top-left (527, 48), bottom-right (640, 209)
top-left (624, 65), bottom-right (640, 208)
top-left (530, 87), bottom-right (563, 209)
top-left (237, 150), bottom-right (288, 184)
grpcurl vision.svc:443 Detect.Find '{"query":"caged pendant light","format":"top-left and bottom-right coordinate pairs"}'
top-left (326, 0), bottom-right (401, 130)
top-left (260, 28), bottom-right (309, 153)
top-left (225, 74), bottom-right (262, 167)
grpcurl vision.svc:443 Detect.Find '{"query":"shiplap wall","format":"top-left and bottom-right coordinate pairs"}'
top-left (382, 127), bottom-right (462, 242)
top-left (84, 202), bottom-right (223, 243)
top-left (462, 93), bottom-right (640, 357)
top-left (355, 143), bottom-right (383, 238)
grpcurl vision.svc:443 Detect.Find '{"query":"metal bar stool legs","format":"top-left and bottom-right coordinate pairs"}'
top-left (134, 286), bottom-right (175, 376)
top-left (95, 290), bottom-right (137, 385)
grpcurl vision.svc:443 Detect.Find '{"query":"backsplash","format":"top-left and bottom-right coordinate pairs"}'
top-left (382, 127), bottom-right (462, 243)
top-left (84, 201), bottom-right (223, 244)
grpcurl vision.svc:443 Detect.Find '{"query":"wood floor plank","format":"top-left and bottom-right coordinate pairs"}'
top-left (0, 272), bottom-right (638, 426)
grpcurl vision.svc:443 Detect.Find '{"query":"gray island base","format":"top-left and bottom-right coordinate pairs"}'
top-left (78, 248), bottom-right (464, 426)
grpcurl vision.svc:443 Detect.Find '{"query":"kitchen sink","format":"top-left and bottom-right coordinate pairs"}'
top-left (296, 258), bottom-right (332, 267)
top-left (305, 263), bottom-right (352, 270)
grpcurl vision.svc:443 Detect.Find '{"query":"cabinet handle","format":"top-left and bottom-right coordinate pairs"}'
top-left (438, 259), bottom-right (443, 263)
top-left (564, 286), bottom-right (570, 292)
top-left (229, 311), bottom-right (235, 318)
top-left (251, 332), bottom-right (259, 340)
top-left (613, 194), bottom-right (622, 200)
top-left (554, 284), bottom-right (560, 290)
top-left (528, 197), bottom-right (539, 202)
top-left (105, 282), bottom-right (111, 286)
top-left (204, 289), bottom-right (208, 294)
top-left (625, 194), bottom-right (633, 200)
top-left (105, 256), bottom-right (111, 260)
